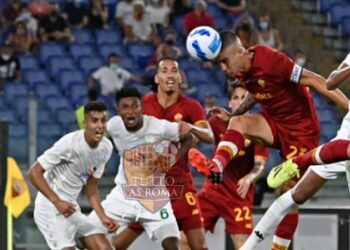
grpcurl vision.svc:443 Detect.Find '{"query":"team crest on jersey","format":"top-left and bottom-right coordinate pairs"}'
top-left (257, 79), bottom-right (265, 88)
top-left (122, 142), bottom-right (182, 213)
top-left (174, 113), bottom-right (183, 121)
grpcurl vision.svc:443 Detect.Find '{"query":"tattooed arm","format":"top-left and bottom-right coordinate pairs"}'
top-left (232, 92), bottom-right (256, 116)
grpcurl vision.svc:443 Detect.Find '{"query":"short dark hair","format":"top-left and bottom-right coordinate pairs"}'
top-left (108, 52), bottom-right (120, 60)
top-left (84, 101), bottom-right (108, 114)
top-left (228, 82), bottom-right (245, 99)
top-left (219, 31), bottom-right (239, 52)
top-left (156, 56), bottom-right (179, 70)
top-left (115, 87), bottom-right (142, 104)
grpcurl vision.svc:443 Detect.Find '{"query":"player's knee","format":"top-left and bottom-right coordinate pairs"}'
top-left (187, 234), bottom-right (206, 250)
top-left (161, 237), bottom-right (179, 250)
top-left (291, 189), bottom-right (307, 204)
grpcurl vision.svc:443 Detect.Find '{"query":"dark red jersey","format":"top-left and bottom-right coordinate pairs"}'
top-left (236, 45), bottom-right (320, 140)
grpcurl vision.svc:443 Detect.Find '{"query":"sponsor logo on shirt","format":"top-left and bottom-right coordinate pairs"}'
top-left (254, 92), bottom-right (272, 100)
top-left (81, 166), bottom-right (97, 179)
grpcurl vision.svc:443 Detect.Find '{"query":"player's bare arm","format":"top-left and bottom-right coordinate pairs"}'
top-left (28, 162), bottom-right (76, 216)
top-left (237, 157), bottom-right (266, 199)
top-left (209, 93), bottom-right (256, 122)
top-left (326, 62), bottom-right (350, 90)
top-left (188, 121), bottom-right (214, 143)
top-left (86, 176), bottom-right (119, 232)
top-left (300, 69), bottom-right (349, 110)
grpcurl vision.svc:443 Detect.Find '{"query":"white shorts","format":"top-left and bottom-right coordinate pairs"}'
top-left (86, 187), bottom-right (180, 242)
top-left (310, 110), bottom-right (350, 180)
top-left (34, 195), bottom-right (100, 249)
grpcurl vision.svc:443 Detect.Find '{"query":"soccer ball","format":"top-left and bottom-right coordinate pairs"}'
top-left (154, 140), bottom-right (178, 166)
top-left (186, 26), bottom-right (222, 61)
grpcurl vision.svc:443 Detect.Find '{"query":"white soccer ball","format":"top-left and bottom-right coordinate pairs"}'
top-left (154, 140), bottom-right (178, 166)
top-left (186, 26), bottom-right (222, 61)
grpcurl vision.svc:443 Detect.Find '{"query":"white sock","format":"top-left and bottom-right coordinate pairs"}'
top-left (239, 191), bottom-right (297, 250)
top-left (272, 235), bottom-right (291, 248)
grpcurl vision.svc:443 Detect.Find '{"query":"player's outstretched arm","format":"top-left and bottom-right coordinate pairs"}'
top-left (188, 122), bottom-right (214, 144)
top-left (300, 69), bottom-right (349, 110)
top-left (232, 92), bottom-right (256, 116)
top-left (326, 62), bottom-right (350, 90)
top-left (86, 176), bottom-right (119, 232)
top-left (28, 162), bottom-right (76, 216)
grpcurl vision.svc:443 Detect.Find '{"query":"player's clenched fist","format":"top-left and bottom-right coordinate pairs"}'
top-left (101, 215), bottom-right (119, 232)
top-left (53, 199), bottom-right (76, 217)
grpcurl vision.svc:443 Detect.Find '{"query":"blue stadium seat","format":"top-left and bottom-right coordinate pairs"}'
top-left (58, 70), bottom-right (85, 90)
top-left (172, 16), bottom-right (184, 35)
top-left (48, 56), bottom-right (76, 78)
top-left (0, 109), bottom-right (18, 123)
top-left (329, 4), bottom-right (350, 26)
top-left (78, 56), bottom-right (103, 74)
top-left (68, 83), bottom-right (88, 104)
top-left (37, 108), bottom-right (53, 123)
top-left (13, 95), bottom-right (36, 122)
top-left (206, 3), bottom-right (224, 19)
top-left (72, 29), bottom-right (94, 44)
top-left (45, 96), bottom-right (72, 112)
top-left (127, 42), bottom-right (154, 68)
top-left (66, 122), bottom-right (78, 132)
top-left (9, 123), bottom-right (28, 162)
top-left (98, 43), bottom-right (127, 59)
top-left (24, 70), bottom-right (50, 89)
top-left (69, 44), bottom-right (96, 61)
top-left (0, 95), bottom-right (8, 109)
top-left (340, 17), bottom-right (350, 37)
top-left (4, 83), bottom-right (29, 104)
top-left (95, 29), bottom-right (123, 44)
top-left (317, 109), bottom-right (334, 123)
top-left (56, 108), bottom-right (77, 131)
top-left (119, 56), bottom-right (136, 71)
top-left (186, 69), bottom-right (213, 86)
top-left (321, 122), bottom-right (340, 141)
top-left (39, 43), bottom-right (66, 64)
top-left (35, 82), bottom-right (61, 100)
top-left (319, 0), bottom-right (344, 12)
top-left (37, 122), bottom-right (64, 155)
top-left (19, 55), bottom-right (39, 71)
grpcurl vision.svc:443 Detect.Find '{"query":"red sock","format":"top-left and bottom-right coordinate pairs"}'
top-left (274, 212), bottom-right (299, 240)
top-left (213, 129), bottom-right (244, 169)
top-left (293, 139), bottom-right (350, 171)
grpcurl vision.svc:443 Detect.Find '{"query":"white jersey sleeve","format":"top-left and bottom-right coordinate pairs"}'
top-left (158, 119), bottom-right (179, 142)
top-left (38, 134), bottom-right (72, 171)
top-left (343, 53), bottom-right (350, 66)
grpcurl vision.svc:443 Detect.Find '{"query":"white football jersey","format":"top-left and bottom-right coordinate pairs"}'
top-left (36, 130), bottom-right (112, 204)
top-left (107, 115), bottom-right (179, 186)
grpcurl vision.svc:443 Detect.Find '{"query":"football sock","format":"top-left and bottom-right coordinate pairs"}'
top-left (274, 212), bottom-right (299, 248)
top-left (241, 191), bottom-right (297, 249)
top-left (213, 129), bottom-right (244, 170)
top-left (293, 139), bottom-right (350, 171)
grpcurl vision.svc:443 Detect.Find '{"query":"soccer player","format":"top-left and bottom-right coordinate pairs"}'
top-left (28, 101), bottom-right (118, 250)
top-left (239, 52), bottom-right (350, 250)
top-left (113, 57), bottom-right (214, 250)
top-left (189, 31), bottom-right (349, 249)
top-left (84, 87), bottom-right (198, 250)
top-left (196, 84), bottom-right (268, 249)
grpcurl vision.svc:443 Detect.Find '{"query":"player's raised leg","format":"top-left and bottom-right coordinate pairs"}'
top-left (189, 113), bottom-right (274, 184)
top-left (268, 139), bottom-right (350, 188)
